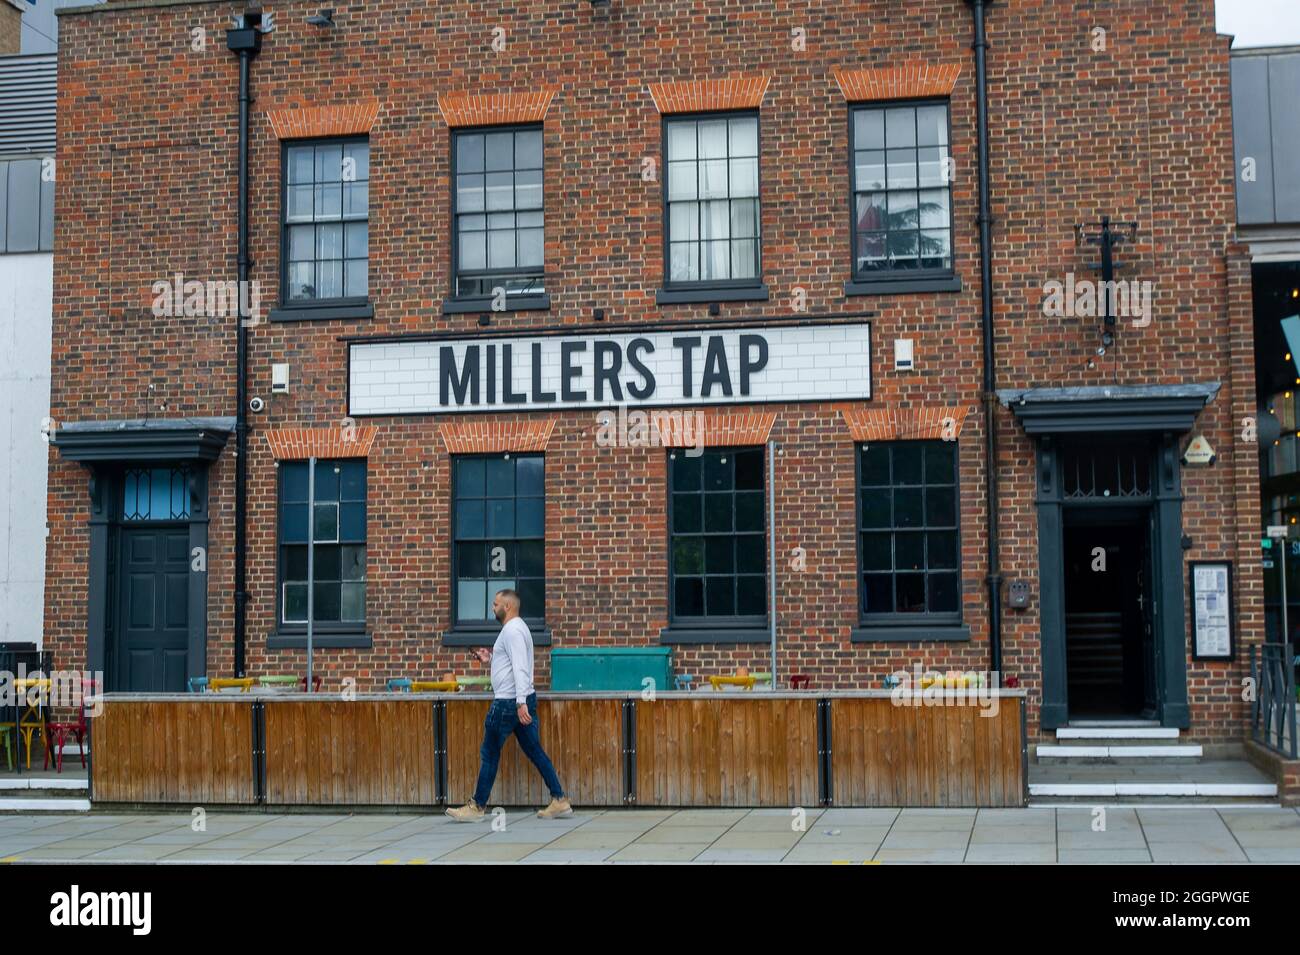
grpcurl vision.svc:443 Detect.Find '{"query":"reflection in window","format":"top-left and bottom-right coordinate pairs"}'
top-left (122, 467), bottom-right (190, 521)
top-left (453, 454), bottom-right (545, 623)
top-left (278, 459), bottom-right (367, 626)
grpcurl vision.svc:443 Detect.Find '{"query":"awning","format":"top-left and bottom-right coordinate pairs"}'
top-left (52, 417), bottom-right (235, 463)
top-left (997, 383), bottom-right (1220, 434)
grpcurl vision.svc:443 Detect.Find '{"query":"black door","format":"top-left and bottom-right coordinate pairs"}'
top-left (115, 527), bottom-right (190, 691)
top-left (1139, 511), bottom-right (1159, 718)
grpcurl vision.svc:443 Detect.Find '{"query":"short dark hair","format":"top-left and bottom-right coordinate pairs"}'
top-left (494, 588), bottom-right (520, 608)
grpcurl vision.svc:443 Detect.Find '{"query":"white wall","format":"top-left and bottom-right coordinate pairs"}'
top-left (0, 250), bottom-right (51, 644)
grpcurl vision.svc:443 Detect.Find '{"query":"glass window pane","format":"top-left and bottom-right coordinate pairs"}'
top-left (895, 444), bottom-right (923, 484)
top-left (485, 171), bottom-right (514, 211)
top-left (702, 240), bottom-right (730, 280)
top-left (704, 453), bottom-right (732, 491)
top-left (343, 181), bottom-right (368, 218)
top-left (281, 503), bottom-right (308, 543)
top-left (673, 538), bottom-right (704, 575)
top-left (518, 229), bottom-right (544, 268)
top-left (515, 129), bottom-right (542, 169)
top-left (860, 446), bottom-right (889, 485)
top-left (669, 242), bottom-right (697, 282)
top-left (516, 456), bottom-right (543, 496)
top-left (287, 146), bottom-right (314, 184)
top-left (314, 546), bottom-right (342, 581)
top-left (918, 146), bottom-right (949, 188)
top-left (486, 457), bottom-right (514, 496)
top-left (861, 533), bottom-right (891, 571)
top-left (860, 491), bottom-right (890, 528)
top-left (459, 542), bottom-right (487, 578)
top-left (704, 494), bottom-right (732, 532)
top-left (856, 192), bottom-right (887, 232)
top-left (918, 190), bottom-right (950, 230)
top-left (698, 159), bottom-right (729, 199)
top-left (487, 499), bottom-right (515, 537)
top-left (485, 132), bottom-right (513, 171)
top-left (705, 536), bottom-right (734, 574)
top-left (456, 134), bottom-right (485, 173)
top-left (737, 576), bottom-right (765, 615)
top-left (928, 532), bottom-right (957, 570)
top-left (283, 583), bottom-right (308, 623)
top-left (916, 105), bottom-right (949, 146)
top-left (288, 224), bottom-right (314, 261)
top-left (855, 150), bottom-right (885, 190)
top-left (341, 545), bottom-right (366, 580)
top-left (283, 462), bottom-right (309, 505)
top-left (729, 116), bottom-right (758, 156)
top-left (287, 185), bottom-right (314, 222)
top-left (894, 488), bottom-right (923, 528)
top-left (701, 200), bottom-right (730, 240)
top-left (734, 450), bottom-right (763, 490)
top-left (705, 580), bottom-right (735, 616)
top-left (920, 230), bottom-right (951, 269)
top-left (518, 539), bottom-right (544, 577)
top-left (925, 444), bottom-right (956, 485)
top-left (730, 199), bottom-right (758, 239)
top-left (667, 161), bottom-right (697, 201)
top-left (698, 119), bottom-right (728, 158)
top-left (675, 577), bottom-right (704, 617)
top-left (896, 574), bottom-right (925, 613)
top-left (457, 174), bottom-right (485, 212)
top-left (929, 574), bottom-right (959, 613)
top-left (316, 222), bottom-right (343, 260)
top-left (517, 210), bottom-right (543, 229)
top-left (517, 579), bottom-right (545, 619)
top-left (314, 502), bottom-right (339, 542)
top-left (283, 545), bottom-right (309, 581)
top-left (314, 183), bottom-right (342, 219)
top-left (888, 230), bottom-right (919, 267)
top-left (926, 487), bottom-right (956, 527)
top-left (339, 501), bottom-right (366, 540)
top-left (671, 202), bottom-right (700, 242)
top-left (456, 499), bottom-right (485, 539)
top-left (515, 169), bottom-right (542, 209)
top-left (488, 230), bottom-right (516, 268)
top-left (315, 143), bottom-right (344, 182)
top-left (672, 493), bottom-right (701, 533)
top-left (315, 260), bottom-right (342, 299)
top-left (729, 157), bottom-right (758, 198)
top-left (345, 258), bottom-right (368, 298)
top-left (344, 141), bottom-right (369, 182)
top-left (885, 108), bottom-right (917, 148)
top-left (314, 582), bottom-right (342, 622)
top-left (735, 491), bottom-right (763, 532)
top-left (886, 149), bottom-right (918, 189)
top-left (736, 535), bottom-right (765, 573)
top-left (731, 240), bottom-right (758, 280)
top-left (672, 454), bottom-right (702, 491)
top-left (516, 497), bottom-right (543, 538)
top-left (340, 582), bottom-right (365, 622)
top-left (863, 574), bottom-right (892, 614)
top-left (457, 580), bottom-right (487, 621)
top-left (854, 110), bottom-right (885, 150)
top-left (666, 121), bottom-right (696, 161)
top-left (452, 459), bottom-right (486, 502)
top-left (459, 231), bottom-right (486, 271)
top-left (487, 544), bottom-right (514, 578)
top-left (896, 532), bottom-right (924, 571)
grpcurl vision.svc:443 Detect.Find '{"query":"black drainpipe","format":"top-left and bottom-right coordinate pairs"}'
top-left (227, 11), bottom-right (263, 677)
top-left (967, 0), bottom-right (1003, 677)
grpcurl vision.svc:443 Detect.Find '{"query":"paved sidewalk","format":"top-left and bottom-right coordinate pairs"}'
top-left (0, 806), bottom-right (1298, 863)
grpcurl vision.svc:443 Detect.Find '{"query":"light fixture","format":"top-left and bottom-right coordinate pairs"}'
top-left (307, 8), bottom-right (335, 27)
top-left (589, 0), bottom-right (611, 6)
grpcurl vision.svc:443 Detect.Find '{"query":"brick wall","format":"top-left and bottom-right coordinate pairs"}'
top-left (47, 0), bottom-right (1258, 740)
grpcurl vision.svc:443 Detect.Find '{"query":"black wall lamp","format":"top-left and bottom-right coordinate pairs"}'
top-left (307, 8), bottom-right (335, 27)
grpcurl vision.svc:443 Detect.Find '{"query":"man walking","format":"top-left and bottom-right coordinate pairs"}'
top-left (446, 588), bottom-right (572, 821)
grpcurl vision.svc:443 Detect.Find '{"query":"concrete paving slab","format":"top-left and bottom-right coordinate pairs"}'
top-left (608, 843), bottom-right (704, 862)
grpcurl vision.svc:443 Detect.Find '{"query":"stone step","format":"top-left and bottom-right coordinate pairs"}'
top-left (1036, 744), bottom-right (1204, 763)
top-left (1056, 727), bottom-right (1180, 740)
top-left (1028, 759), bottom-right (1278, 804)
top-left (0, 797), bottom-right (91, 812)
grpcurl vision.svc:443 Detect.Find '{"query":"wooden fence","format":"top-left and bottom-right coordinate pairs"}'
top-left (89, 691), bottom-right (1026, 808)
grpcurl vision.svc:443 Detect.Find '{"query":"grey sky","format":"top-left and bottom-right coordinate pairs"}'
top-left (1218, 0), bottom-right (1300, 48)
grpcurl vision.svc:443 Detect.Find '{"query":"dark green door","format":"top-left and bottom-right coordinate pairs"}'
top-left (115, 527), bottom-right (190, 691)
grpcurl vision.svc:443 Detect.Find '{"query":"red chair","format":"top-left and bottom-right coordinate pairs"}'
top-left (44, 679), bottom-right (96, 773)
top-left (790, 674), bottom-right (812, 690)
top-left (299, 675), bottom-right (323, 692)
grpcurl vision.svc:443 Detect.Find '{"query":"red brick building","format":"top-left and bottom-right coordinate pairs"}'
top-left (45, 0), bottom-right (1258, 743)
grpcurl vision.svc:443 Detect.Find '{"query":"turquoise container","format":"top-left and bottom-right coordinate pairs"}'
top-left (549, 647), bottom-right (673, 692)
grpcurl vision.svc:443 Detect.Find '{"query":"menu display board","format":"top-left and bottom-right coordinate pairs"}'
top-left (1190, 561), bottom-right (1234, 661)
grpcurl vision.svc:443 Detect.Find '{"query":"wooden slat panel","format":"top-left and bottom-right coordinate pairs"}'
top-left (90, 701), bottom-right (256, 804)
top-left (635, 698), bottom-right (819, 808)
top-left (829, 697), bottom-right (1025, 808)
top-left (444, 698), bottom-right (623, 807)
top-left (263, 700), bottom-right (436, 805)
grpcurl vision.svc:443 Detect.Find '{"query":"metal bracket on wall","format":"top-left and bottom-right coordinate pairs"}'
top-left (621, 699), bottom-right (638, 806)
top-left (432, 700), bottom-right (447, 805)
top-left (251, 700), bottom-right (267, 804)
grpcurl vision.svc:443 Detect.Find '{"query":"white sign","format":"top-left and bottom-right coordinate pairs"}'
top-left (348, 322), bottom-right (871, 415)
top-left (1191, 562), bottom-right (1234, 660)
top-left (1182, 434), bottom-right (1216, 466)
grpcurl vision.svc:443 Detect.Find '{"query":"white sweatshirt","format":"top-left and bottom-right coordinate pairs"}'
top-left (490, 616), bottom-right (535, 705)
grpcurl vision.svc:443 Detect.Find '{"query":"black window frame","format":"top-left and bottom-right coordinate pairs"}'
top-left (666, 446), bottom-right (768, 631)
top-left (448, 452), bottom-right (547, 636)
top-left (854, 439), bottom-right (963, 630)
top-left (845, 98), bottom-right (959, 296)
top-left (446, 123), bottom-right (550, 315)
top-left (657, 110), bottom-right (769, 305)
top-left (274, 457), bottom-right (368, 637)
top-left (272, 136), bottom-right (375, 322)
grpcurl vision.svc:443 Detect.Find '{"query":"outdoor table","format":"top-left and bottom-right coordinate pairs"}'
top-left (410, 680), bottom-right (458, 692)
top-left (209, 678), bottom-right (255, 693)
top-left (456, 676), bottom-right (491, 689)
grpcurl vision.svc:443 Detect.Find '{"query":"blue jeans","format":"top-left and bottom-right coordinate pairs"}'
top-left (472, 693), bottom-right (565, 807)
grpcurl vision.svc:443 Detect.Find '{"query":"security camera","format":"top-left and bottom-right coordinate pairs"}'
top-left (249, 396), bottom-right (266, 413)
